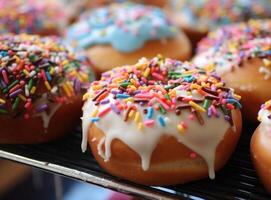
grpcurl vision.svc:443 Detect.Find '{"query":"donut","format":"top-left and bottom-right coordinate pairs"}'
top-left (168, 0), bottom-right (271, 46)
top-left (0, 34), bottom-right (95, 144)
top-left (85, 0), bottom-right (167, 8)
top-left (0, 0), bottom-right (67, 35)
top-left (82, 56), bottom-right (242, 185)
top-left (193, 19), bottom-right (271, 122)
top-left (251, 100), bottom-right (271, 193)
top-left (66, 3), bottom-right (191, 74)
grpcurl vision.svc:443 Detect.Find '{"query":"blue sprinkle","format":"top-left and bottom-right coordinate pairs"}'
top-left (116, 94), bottom-right (130, 99)
top-left (226, 98), bottom-right (242, 108)
top-left (157, 115), bottom-right (165, 127)
top-left (46, 71), bottom-right (52, 81)
top-left (147, 107), bottom-right (153, 119)
top-left (91, 117), bottom-right (100, 122)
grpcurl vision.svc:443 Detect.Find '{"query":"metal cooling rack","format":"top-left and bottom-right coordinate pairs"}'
top-left (0, 124), bottom-right (270, 200)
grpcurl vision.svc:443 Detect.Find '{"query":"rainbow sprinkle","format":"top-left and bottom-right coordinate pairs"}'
top-left (86, 56), bottom-right (241, 132)
top-left (0, 34), bottom-right (94, 119)
top-left (195, 20), bottom-right (271, 78)
top-left (0, 0), bottom-right (66, 35)
top-left (170, 0), bottom-right (271, 32)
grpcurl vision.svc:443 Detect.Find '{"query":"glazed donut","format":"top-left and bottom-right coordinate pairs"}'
top-left (168, 0), bottom-right (271, 46)
top-left (0, 0), bottom-right (67, 36)
top-left (0, 34), bottom-right (95, 144)
top-left (193, 19), bottom-right (271, 122)
top-left (251, 100), bottom-right (271, 193)
top-left (66, 3), bottom-right (191, 74)
top-left (82, 56), bottom-right (242, 185)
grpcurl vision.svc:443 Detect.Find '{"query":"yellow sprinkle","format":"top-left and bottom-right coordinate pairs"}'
top-left (91, 108), bottom-right (99, 117)
top-left (112, 77), bottom-right (123, 83)
top-left (0, 98), bottom-right (6, 104)
top-left (263, 58), bottom-right (271, 67)
top-left (265, 100), bottom-right (271, 107)
top-left (134, 112), bottom-right (141, 123)
top-left (189, 101), bottom-right (206, 112)
top-left (128, 85), bottom-right (137, 91)
top-left (143, 67), bottom-right (150, 77)
top-left (44, 81), bottom-right (52, 91)
top-left (168, 89), bottom-right (176, 96)
top-left (62, 84), bottom-right (72, 97)
top-left (233, 94), bottom-right (242, 100)
top-left (129, 110), bottom-right (135, 118)
top-left (66, 82), bottom-right (74, 94)
top-left (92, 85), bottom-right (103, 90)
top-left (49, 67), bottom-right (55, 75)
top-left (80, 73), bottom-right (89, 82)
top-left (123, 97), bottom-right (134, 103)
top-left (135, 63), bottom-right (147, 69)
top-left (205, 63), bottom-right (215, 72)
top-left (137, 122), bottom-right (144, 131)
top-left (83, 93), bottom-right (90, 101)
top-left (61, 60), bottom-right (68, 66)
top-left (190, 83), bottom-right (201, 90)
top-left (23, 69), bottom-right (29, 76)
top-left (30, 86), bottom-right (36, 94)
top-left (130, 79), bottom-right (136, 85)
top-left (18, 94), bottom-right (26, 101)
top-left (215, 82), bottom-right (224, 87)
top-left (177, 125), bottom-right (185, 134)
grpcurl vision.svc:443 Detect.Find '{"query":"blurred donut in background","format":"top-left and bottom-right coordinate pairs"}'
top-left (193, 19), bottom-right (271, 122)
top-left (168, 0), bottom-right (271, 46)
top-left (0, 0), bottom-right (68, 36)
top-left (65, 2), bottom-right (191, 74)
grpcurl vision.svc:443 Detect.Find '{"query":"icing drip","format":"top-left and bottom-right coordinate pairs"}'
top-left (170, 0), bottom-right (271, 31)
top-left (194, 20), bottom-right (271, 76)
top-left (83, 93), bottom-right (235, 177)
top-left (34, 94), bottom-right (61, 132)
top-left (66, 2), bottom-right (177, 52)
top-left (258, 100), bottom-right (271, 137)
top-left (82, 56), bottom-right (241, 179)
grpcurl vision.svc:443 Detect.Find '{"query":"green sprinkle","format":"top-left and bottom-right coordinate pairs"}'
top-left (0, 109), bottom-right (8, 114)
top-left (159, 105), bottom-right (166, 115)
top-left (203, 99), bottom-right (210, 109)
top-left (28, 79), bottom-right (33, 90)
top-left (12, 97), bottom-right (20, 110)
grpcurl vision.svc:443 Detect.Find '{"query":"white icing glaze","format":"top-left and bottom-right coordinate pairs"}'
top-left (82, 91), bottom-right (237, 179)
top-left (33, 94), bottom-right (61, 133)
top-left (258, 104), bottom-right (271, 137)
top-left (258, 107), bottom-right (271, 126)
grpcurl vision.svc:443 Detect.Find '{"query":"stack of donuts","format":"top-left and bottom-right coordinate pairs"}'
top-left (1, 0), bottom-right (271, 194)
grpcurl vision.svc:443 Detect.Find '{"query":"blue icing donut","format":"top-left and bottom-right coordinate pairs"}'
top-left (66, 3), bottom-right (178, 53)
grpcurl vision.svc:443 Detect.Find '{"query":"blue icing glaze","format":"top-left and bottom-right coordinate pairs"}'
top-left (66, 3), bottom-right (178, 53)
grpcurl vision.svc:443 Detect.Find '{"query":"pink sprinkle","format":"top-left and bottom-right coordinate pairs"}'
top-left (189, 114), bottom-right (195, 120)
top-left (41, 69), bottom-right (47, 81)
top-left (98, 106), bottom-right (111, 117)
top-left (155, 97), bottom-right (170, 110)
top-left (144, 119), bottom-right (154, 127)
top-left (181, 122), bottom-right (188, 129)
top-left (210, 105), bottom-right (217, 116)
top-left (152, 72), bottom-right (164, 80)
top-left (135, 93), bottom-right (153, 99)
top-left (190, 152), bottom-right (197, 159)
top-left (2, 70), bottom-right (9, 84)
